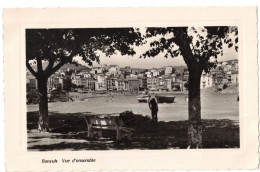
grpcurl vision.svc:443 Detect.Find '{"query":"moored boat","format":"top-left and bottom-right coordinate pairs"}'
top-left (136, 95), bottom-right (149, 103)
top-left (155, 95), bottom-right (175, 103)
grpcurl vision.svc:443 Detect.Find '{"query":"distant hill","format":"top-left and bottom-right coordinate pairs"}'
top-left (27, 62), bottom-right (91, 74)
top-left (173, 65), bottom-right (187, 72)
top-left (172, 59), bottom-right (237, 72)
top-left (59, 63), bottom-right (91, 71)
top-left (219, 59), bottom-right (238, 64)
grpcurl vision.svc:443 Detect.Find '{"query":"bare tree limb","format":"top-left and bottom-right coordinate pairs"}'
top-left (52, 60), bottom-right (67, 73)
top-left (46, 58), bottom-right (69, 77)
top-left (44, 58), bottom-right (55, 74)
top-left (26, 60), bottom-right (38, 78)
top-left (37, 58), bottom-right (43, 73)
top-left (45, 51), bottom-right (79, 77)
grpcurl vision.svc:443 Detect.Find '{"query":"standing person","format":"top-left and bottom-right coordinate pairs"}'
top-left (148, 94), bottom-right (159, 123)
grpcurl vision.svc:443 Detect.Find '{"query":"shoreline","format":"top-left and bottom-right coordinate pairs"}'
top-left (68, 91), bottom-right (189, 100)
top-left (27, 89), bottom-right (238, 105)
top-left (68, 90), bottom-right (238, 100)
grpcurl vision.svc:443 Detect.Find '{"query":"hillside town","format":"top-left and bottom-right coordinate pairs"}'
top-left (26, 59), bottom-right (239, 100)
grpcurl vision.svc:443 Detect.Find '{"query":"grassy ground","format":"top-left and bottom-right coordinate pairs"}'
top-left (27, 111), bottom-right (239, 151)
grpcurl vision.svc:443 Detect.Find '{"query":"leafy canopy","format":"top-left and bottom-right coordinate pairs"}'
top-left (142, 27), bottom-right (238, 72)
top-left (26, 28), bottom-right (143, 78)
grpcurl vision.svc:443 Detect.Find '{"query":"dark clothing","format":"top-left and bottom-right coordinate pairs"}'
top-left (148, 98), bottom-right (158, 122)
top-left (151, 111), bottom-right (158, 123)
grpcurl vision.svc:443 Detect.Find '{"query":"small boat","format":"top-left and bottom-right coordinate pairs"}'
top-left (156, 95), bottom-right (175, 103)
top-left (136, 95), bottom-right (149, 103)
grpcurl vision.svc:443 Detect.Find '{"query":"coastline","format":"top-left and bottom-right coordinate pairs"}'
top-left (68, 88), bottom-right (238, 100)
top-left (68, 91), bottom-right (189, 100)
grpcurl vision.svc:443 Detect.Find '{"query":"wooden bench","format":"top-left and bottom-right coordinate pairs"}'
top-left (84, 115), bottom-right (135, 141)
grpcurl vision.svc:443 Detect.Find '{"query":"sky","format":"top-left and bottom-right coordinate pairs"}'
top-left (92, 45), bottom-right (237, 68)
top-left (73, 27), bottom-right (238, 69)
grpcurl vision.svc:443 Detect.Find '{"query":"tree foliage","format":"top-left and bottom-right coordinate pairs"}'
top-left (26, 28), bottom-right (143, 79)
top-left (142, 26), bottom-right (238, 73)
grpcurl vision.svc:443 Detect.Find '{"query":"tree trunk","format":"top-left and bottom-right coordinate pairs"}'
top-left (187, 66), bottom-right (203, 148)
top-left (37, 78), bottom-right (49, 132)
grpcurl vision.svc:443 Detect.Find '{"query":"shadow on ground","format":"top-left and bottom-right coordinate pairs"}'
top-left (27, 111), bottom-right (239, 151)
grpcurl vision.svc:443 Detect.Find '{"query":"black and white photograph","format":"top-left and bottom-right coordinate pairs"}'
top-left (26, 26), bottom-right (240, 150)
top-left (4, 6), bottom-right (259, 171)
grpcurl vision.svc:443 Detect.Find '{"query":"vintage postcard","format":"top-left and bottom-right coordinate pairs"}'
top-left (4, 7), bottom-right (258, 171)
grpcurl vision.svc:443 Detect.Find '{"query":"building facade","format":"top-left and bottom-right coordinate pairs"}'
top-left (127, 79), bottom-right (140, 93)
top-left (81, 78), bottom-right (95, 91)
top-left (27, 77), bottom-right (37, 90)
top-left (231, 71), bottom-right (239, 84)
top-left (147, 77), bottom-right (158, 90)
top-left (165, 66), bottom-right (173, 75)
top-left (95, 74), bottom-right (106, 91)
top-left (115, 79), bottom-right (126, 91)
top-left (200, 72), bottom-right (213, 89)
top-left (106, 77), bottom-right (117, 91)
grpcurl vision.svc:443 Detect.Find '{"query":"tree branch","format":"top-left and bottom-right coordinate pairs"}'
top-left (45, 50), bottom-right (79, 78)
top-left (174, 33), bottom-right (200, 67)
top-left (37, 58), bottom-right (43, 73)
top-left (46, 58), bottom-right (69, 77)
top-left (44, 58), bottom-right (55, 74)
top-left (52, 60), bottom-right (67, 73)
top-left (26, 60), bottom-right (38, 78)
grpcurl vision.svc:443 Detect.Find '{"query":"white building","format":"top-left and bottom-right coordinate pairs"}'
top-left (115, 79), bottom-right (126, 91)
top-left (90, 67), bottom-right (103, 74)
top-left (60, 72), bottom-right (66, 77)
top-left (222, 62), bottom-right (228, 65)
top-left (231, 71), bottom-right (239, 84)
top-left (165, 66), bottom-right (173, 75)
top-left (151, 69), bottom-right (160, 77)
top-left (108, 67), bottom-right (118, 76)
top-left (95, 74), bottom-right (106, 91)
top-left (224, 64), bottom-right (232, 72)
top-left (147, 77), bottom-right (158, 90)
top-left (137, 73), bottom-right (145, 78)
top-left (171, 74), bottom-right (176, 82)
top-left (71, 74), bottom-right (81, 86)
top-left (200, 72), bottom-right (213, 89)
top-left (130, 74), bottom-right (138, 78)
top-left (145, 71), bottom-right (152, 78)
top-left (165, 78), bottom-right (172, 90)
top-left (83, 73), bottom-right (91, 78)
